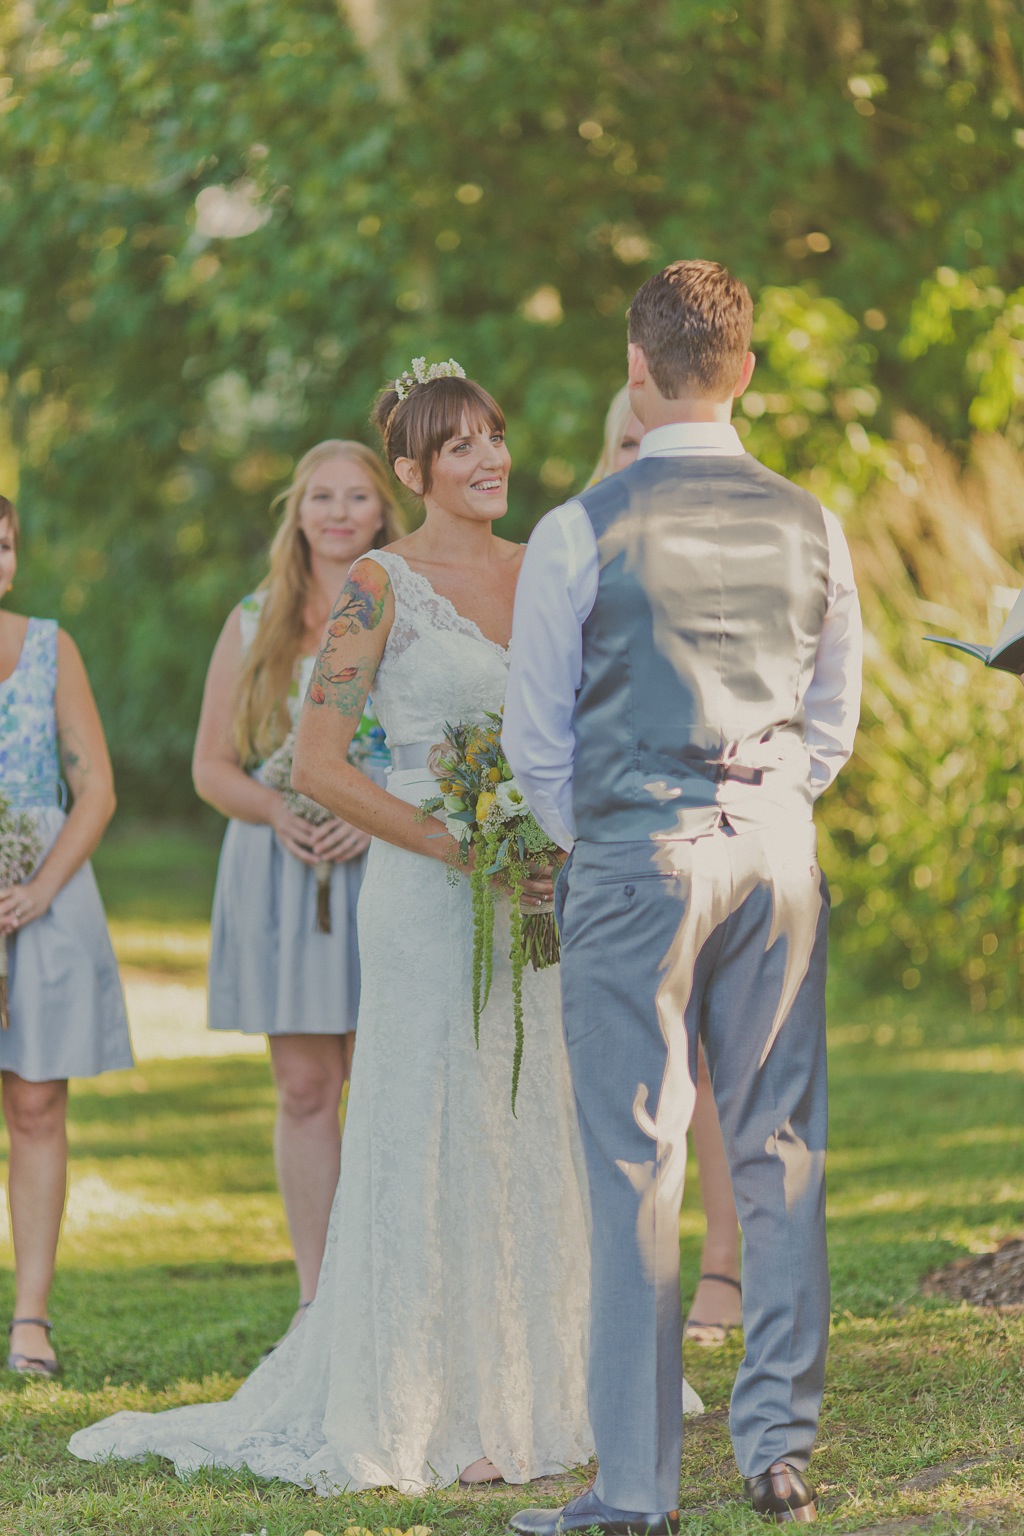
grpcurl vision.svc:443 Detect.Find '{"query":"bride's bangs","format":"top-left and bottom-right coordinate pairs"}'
top-left (415, 379), bottom-right (505, 483)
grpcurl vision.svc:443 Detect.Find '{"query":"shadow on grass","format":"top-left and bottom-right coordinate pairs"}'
top-left (59, 1057), bottom-right (277, 1179)
top-left (1, 1263), bottom-right (299, 1391)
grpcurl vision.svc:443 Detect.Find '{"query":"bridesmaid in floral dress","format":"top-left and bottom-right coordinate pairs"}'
top-left (0, 495), bottom-right (132, 1378)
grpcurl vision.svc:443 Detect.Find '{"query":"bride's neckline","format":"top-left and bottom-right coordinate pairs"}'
top-left (378, 549), bottom-right (512, 656)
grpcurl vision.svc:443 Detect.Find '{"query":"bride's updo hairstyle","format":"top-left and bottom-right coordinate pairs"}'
top-left (373, 374), bottom-right (505, 496)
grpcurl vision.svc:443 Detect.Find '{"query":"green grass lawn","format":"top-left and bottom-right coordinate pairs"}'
top-left (92, 816), bottom-right (223, 929)
top-left (0, 824), bottom-right (1020, 1534)
top-left (92, 815), bottom-right (222, 984)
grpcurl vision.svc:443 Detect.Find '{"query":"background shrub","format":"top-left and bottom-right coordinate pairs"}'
top-left (823, 422), bottom-right (1024, 1006)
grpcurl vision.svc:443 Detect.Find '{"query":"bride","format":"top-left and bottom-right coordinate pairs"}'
top-left (69, 363), bottom-right (700, 1494)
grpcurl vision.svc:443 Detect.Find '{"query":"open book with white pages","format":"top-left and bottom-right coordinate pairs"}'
top-left (926, 585), bottom-right (1024, 674)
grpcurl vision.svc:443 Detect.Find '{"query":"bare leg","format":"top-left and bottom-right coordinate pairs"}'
top-left (685, 1045), bottom-right (742, 1343)
top-left (3, 1073), bottom-right (68, 1367)
top-left (268, 1034), bottom-right (349, 1317)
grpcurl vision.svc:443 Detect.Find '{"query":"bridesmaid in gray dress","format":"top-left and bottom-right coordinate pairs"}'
top-left (192, 442), bottom-right (405, 1342)
top-left (0, 495), bottom-right (133, 1378)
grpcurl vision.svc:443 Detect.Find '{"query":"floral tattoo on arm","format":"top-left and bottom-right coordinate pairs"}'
top-left (325, 562), bottom-right (389, 637)
top-left (58, 726), bottom-right (92, 785)
top-left (307, 561), bottom-right (389, 714)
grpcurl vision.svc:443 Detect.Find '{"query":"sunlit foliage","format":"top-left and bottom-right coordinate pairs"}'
top-left (0, 0), bottom-right (1022, 808)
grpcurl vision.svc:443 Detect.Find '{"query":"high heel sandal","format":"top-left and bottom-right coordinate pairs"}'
top-left (6, 1317), bottom-right (61, 1378)
top-left (683, 1272), bottom-right (742, 1348)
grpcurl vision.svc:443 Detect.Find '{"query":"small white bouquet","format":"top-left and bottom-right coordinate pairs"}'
top-left (0, 791), bottom-right (43, 1029)
top-left (260, 730), bottom-right (335, 933)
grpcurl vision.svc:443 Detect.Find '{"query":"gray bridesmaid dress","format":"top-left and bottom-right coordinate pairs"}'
top-left (0, 618), bottom-right (133, 1082)
top-left (206, 593), bottom-right (387, 1038)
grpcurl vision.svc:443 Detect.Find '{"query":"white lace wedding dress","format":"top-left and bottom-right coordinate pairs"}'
top-left (71, 550), bottom-right (604, 1493)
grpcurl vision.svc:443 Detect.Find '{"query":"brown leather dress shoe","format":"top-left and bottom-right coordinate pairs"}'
top-left (744, 1461), bottom-right (817, 1523)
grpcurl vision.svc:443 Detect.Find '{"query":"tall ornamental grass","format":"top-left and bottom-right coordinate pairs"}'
top-left (822, 420), bottom-right (1024, 1010)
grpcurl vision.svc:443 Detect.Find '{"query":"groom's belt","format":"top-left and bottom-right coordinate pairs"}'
top-left (702, 760), bottom-right (764, 786)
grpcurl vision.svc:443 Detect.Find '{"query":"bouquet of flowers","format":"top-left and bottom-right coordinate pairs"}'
top-left (419, 711), bottom-right (561, 1112)
top-left (260, 730), bottom-right (336, 933)
top-left (261, 710), bottom-right (389, 933)
top-left (0, 791), bottom-right (43, 1030)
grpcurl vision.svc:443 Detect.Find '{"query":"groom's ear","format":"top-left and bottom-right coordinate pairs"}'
top-left (627, 342), bottom-right (647, 390)
top-left (394, 456), bottom-right (423, 497)
top-left (732, 351), bottom-right (756, 399)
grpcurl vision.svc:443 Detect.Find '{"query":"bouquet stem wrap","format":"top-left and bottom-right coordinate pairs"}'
top-left (0, 793), bottom-right (44, 1030)
top-left (314, 861), bottom-right (333, 935)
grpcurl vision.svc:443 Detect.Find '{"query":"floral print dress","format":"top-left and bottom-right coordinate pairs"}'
top-left (0, 618), bottom-right (131, 1080)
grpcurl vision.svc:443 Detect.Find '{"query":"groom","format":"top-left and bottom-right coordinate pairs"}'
top-left (503, 260), bottom-right (861, 1531)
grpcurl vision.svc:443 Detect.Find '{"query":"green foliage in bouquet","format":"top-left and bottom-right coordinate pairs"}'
top-left (820, 421), bottom-right (1024, 1010)
top-left (420, 712), bottom-right (560, 1113)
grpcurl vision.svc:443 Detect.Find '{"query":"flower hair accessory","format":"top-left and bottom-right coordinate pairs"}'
top-left (393, 356), bottom-right (466, 402)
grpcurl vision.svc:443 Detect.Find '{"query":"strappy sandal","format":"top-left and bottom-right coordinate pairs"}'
top-left (683, 1272), bottom-right (742, 1348)
top-left (7, 1317), bottom-right (61, 1378)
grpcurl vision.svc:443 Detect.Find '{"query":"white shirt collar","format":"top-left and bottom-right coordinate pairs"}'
top-left (637, 421), bottom-right (745, 459)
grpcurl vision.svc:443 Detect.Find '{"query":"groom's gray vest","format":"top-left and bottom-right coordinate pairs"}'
top-left (572, 455), bottom-right (830, 842)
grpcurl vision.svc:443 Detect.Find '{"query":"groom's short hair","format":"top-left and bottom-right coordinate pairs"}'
top-left (628, 261), bottom-right (753, 400)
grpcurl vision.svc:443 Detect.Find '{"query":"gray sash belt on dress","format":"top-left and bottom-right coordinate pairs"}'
top-left (388, 741), bottom-right (436, 774)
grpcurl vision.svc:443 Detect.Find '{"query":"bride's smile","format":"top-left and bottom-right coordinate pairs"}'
top-left (421, 413), bottom-right (512, 524)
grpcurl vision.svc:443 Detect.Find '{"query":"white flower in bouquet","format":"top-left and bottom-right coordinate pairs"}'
top-left (441, 794), bottom-right (472, 845)
top-left (494, 778), bottom-right (529, 818)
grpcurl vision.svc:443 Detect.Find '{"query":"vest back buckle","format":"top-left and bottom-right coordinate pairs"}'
top-left (709, 761), bottom-right (764, 787)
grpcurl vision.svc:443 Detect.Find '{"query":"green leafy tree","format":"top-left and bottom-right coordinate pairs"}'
top-left (0, 0), bottom-right (1022, 807)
